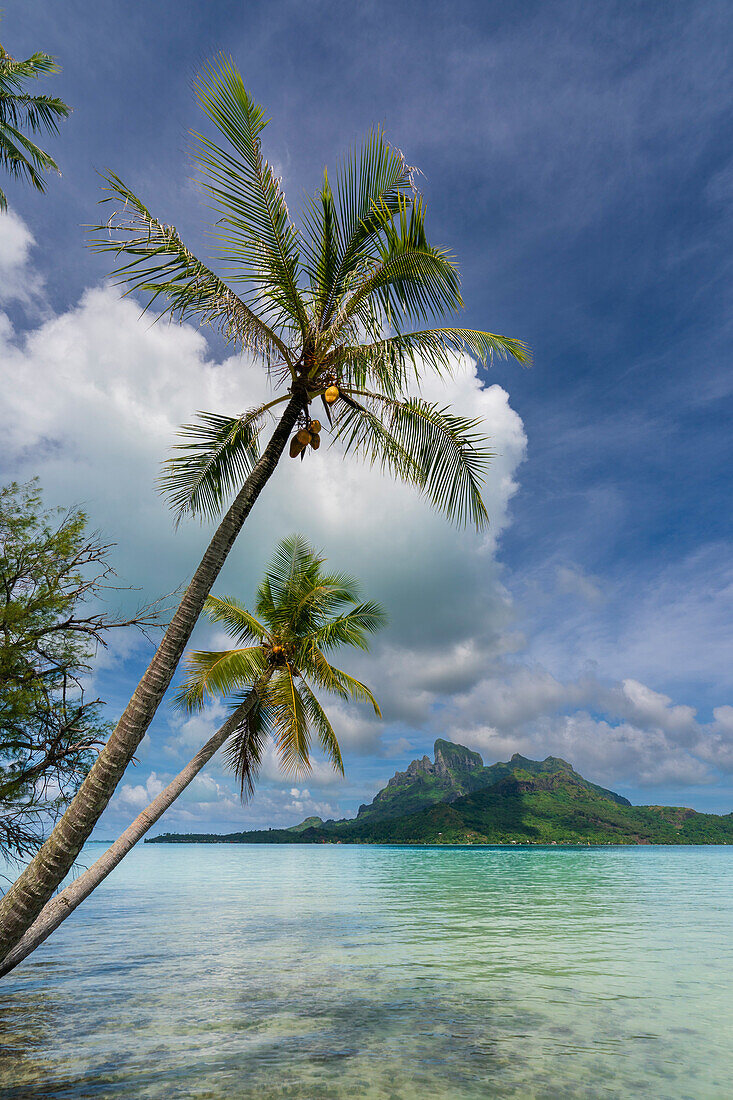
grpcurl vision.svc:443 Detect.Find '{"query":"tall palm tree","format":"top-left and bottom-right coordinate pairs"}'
top-left (0, 536), bottom-right (384, 975)
top-left (0, 57), bottom-right (528, 960)
top-left (0, 39), bottom-right (69, 210)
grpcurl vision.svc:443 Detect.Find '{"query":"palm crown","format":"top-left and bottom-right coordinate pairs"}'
top-left (179, 534), bottom-right (385, 795)
top-left (0, 40), bottom-right (69, 211)
top-left (92, 57), bottom-right (529, 530)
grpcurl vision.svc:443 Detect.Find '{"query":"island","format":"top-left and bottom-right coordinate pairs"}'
top-left (147, 740), bottom-right (733, 846)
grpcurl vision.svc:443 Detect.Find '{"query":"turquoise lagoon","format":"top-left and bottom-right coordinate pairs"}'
top-left (0, 844), bottom-right (731, 1097)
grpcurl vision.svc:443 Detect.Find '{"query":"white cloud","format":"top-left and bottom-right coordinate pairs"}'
top-left (0, 211), bottom-right (46, 309)
top-left (556, 564), bottom-right (604, 605)
top-left (620, 680), bottom-right (697, 740)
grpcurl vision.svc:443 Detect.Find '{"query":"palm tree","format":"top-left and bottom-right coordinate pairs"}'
top-left (0, 57), bottom-right (528, 961)
top-left (0, 38), bottom-right (70, 210)
top-left (0, 536), bottom-right (384, 975)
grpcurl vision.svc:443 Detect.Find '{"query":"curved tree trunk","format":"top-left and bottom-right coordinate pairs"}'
top-left (0, 672), bottom-right (272, 977)
top-left (0, 394), bottom-right (303, 961)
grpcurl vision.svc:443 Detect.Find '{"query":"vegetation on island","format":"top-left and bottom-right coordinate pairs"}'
top-left (148, 740), bottom-right (733, 847)
top-left (0, 57), bottom-right (527, 963)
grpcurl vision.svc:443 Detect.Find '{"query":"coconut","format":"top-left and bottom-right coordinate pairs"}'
top-left (310, 434), bottom-right (321, 450)
top-left (289, 436), bottom-right (304, 458)
top-left (309, 419), bottom-right (321, 434)
top-left (324, 385), bottom-right (339, 404)
top-left (296, 428), bottom-right (312, 445)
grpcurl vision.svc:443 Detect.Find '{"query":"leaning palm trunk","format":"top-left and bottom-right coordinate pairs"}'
top-left (0, 674), bottom-right (271, 977)
top-left (0, 62), bottom-right (529, 962)
top-left (0, 395), bottom-right (302, 961)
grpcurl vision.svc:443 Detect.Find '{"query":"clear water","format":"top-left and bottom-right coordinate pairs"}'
top-left (0, 844), bottom-right (731, 1098)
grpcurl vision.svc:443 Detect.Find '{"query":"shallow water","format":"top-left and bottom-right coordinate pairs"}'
top-left (0, 844), bottom-right (731, 1098)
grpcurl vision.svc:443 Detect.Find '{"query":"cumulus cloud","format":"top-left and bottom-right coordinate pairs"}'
top-left (0, 211), bottom-right (46, 308)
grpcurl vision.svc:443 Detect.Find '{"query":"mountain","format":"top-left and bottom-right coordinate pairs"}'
top-left (355, 739), bottom-right (490, 821)
top-left (147, 741), bottom-right (733, 846)
top-left (356, 740), bottom-right (630, 823)
top-left (287, 816), bottom-right (324, 833)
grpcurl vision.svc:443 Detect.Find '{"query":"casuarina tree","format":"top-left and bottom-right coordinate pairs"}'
top-left (0, 480), bottom-right (160, 864)
top-left (0, 57), bottom-right (528, 962)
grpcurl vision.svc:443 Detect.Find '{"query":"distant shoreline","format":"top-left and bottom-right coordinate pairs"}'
top-left (144, 837), bottom-right (732, 847)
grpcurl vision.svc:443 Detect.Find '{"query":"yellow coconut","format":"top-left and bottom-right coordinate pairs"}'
top-left (310, 434), bottom-right (321, 450)
top-left (289, 436), bottom-right (304, 458)
top-left (324, 385), bottom-right (339, 404)
top-left (309, 419), bottom-right (321, 434)
top-left (296, 428), bottom-right (312, 445)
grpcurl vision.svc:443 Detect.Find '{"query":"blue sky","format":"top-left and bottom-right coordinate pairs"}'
top-left (1, 0), bottom-right (731, 831)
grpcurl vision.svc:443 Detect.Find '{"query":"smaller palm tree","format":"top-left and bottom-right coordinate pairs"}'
top-left (0, 535), bottom-right (385, 976)
top-left (179, 533), bottom-right (384, 793)
top-left (0, 37), bottom-right (70, 211)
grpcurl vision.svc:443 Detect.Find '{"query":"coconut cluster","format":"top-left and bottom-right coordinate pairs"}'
top-left (289, 383), bottom-right (340, 459)
top-left (289, 419), bottom-right (323, 459)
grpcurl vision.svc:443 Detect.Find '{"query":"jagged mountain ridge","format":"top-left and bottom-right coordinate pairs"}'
top-left (354, 739), bottom-right (631, 823)
top-left (143, 741), bottom-right (733, 846)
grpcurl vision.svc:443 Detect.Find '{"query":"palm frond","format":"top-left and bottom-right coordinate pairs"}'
top-left (340, 327), bottom-right (531, 393)
top-left (267, 667), bottom-right (311, 776)
top-left (257, 534), bottom-right (323, 616)
top-left (90, 173), bottom-right (291, 367)
top-left (0, 46), bottom-right (68, 210)
top-left (158, 404), bottom-right (278, 521)
top-left (333, 392), bottom-right (492, 528)
top-left (327, 667), bottom-right (382, 716)
top-left (300, 167), bottom-right (340, 322)
top-left (0, 120), bottom-right (58, 189)
top-left (202, 596), bottom-right (268, 645)
top-left (224, 689), bottom-right (273, 797)
top-left (332, 197), bottom-right (462, 334)
top-left (301, 128), bottom-right (413, 326)
top-left (192, 57), bottom-right (308, 336)
top-left (310, 601), bottom-right (388, 653)
top-left (303, 648), bottom-right (381, 718)
top-left (178, 646), bottom-right (267, 710)
top-left (0, 92), bottom-right (69, 133)
top-left (0, 49), bottom-right (61, 88)
top-left (298, 681), bottom-right (344, 774)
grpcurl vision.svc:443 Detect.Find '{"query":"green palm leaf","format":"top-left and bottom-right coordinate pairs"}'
top-left (334, 392), bottom-right (492, 528)
top-left (178, 647), bottom-right (267, 710)
top-left (267, 668), bottom-right (311, 776)
top-left (0, 42), bottom-right (69, 210)
top-left (311, 602), bottom-right (388, 653)
top-left (90, 174), bottom-right (292, 368)
top-left (158, 405), bottom-right (278, 521)
top-left (200, 596), bottom-right (268, 645)
top-left (192, 58), bottom-right (308, 336)
top-left (340, 328), bottom-right (531, 392)
top-left (297, 681), bottom-right (344, 774)
top-left (224, 689), bottom-right (274, 797)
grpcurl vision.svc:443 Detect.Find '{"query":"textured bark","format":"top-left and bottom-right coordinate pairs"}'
top-left (0, 393), bottom-right (303, 960)
top-left (0, 674), bottom-right (271, 977)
